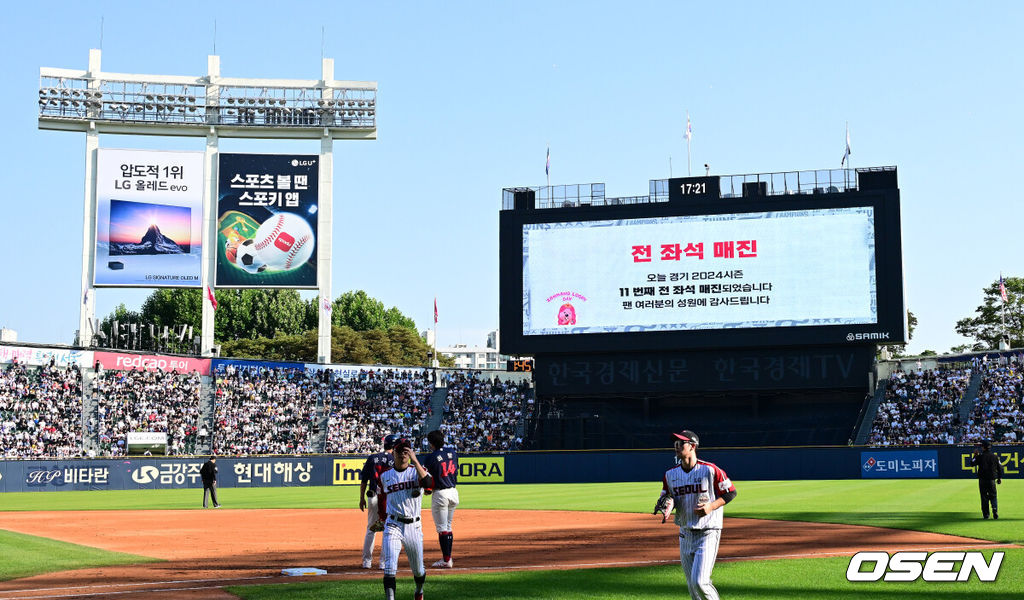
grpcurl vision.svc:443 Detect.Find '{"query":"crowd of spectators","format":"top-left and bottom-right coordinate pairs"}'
top-left (868, 367), bottom-right (970, 446)
top-left (440, 372), bottom-right (529, 452)
top-left (214, 365), bottom-right (320, 455)
top-left (325, 369), bottom-right (433, 453)
top-left (0, 359), bottom-right (83, 458)
top-left (94, 368), bottom-right (202, 456)
top-left (963, 362), bottom-right (1024, 444)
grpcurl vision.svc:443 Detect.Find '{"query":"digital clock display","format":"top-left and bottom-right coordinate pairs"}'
top-left (507, 359), bottom-right (534, 372)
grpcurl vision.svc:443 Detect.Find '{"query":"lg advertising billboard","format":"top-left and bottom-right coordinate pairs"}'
top-left (94, 149), bottom-right (205, 287)
top-left (215, 154), bottom-right (319, 288)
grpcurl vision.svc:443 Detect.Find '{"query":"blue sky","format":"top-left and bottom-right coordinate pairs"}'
top-left (1, 1), bottom-right (1021, 354)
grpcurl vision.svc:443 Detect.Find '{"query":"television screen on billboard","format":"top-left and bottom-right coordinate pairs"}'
top-left (94, 149), bottom-right (204, 287)
top-left (215, 153), bottom-right (319, 288)
top-left (500, 183), bottom-right (904, 354)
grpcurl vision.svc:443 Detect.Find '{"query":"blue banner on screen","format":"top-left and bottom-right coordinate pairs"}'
top-left (860, 450), bottom-right (938, 478)
top-left (215, 154), bottom-right (319, 288)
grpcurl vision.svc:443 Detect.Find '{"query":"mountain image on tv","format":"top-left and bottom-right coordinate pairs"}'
top-left (107, 199), bottom-right (191, 255)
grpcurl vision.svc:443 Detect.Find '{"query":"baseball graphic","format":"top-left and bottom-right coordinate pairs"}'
top-left (252, 212), bottom-right (315, 272)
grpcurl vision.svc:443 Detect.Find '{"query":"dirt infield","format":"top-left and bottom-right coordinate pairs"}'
top-left (0, 509), bottom-right (1006, 599)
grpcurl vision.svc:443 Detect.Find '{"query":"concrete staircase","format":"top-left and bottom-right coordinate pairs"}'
top-left (80, 369), bottom-right (99, 455)
top-left (195, 376), bottom-right (216, 455)
top-left (955, 369), bottom-right (985, 442)
top-left (853, 378), bottom-right (889, 445)
top-left (420, 386), bottom-right (447, 435)
top-left (312, 386), bottom-right (330, 452)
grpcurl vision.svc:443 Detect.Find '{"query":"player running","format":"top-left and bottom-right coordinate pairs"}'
top-left (359, 433), bottom-right (397, 569)
top-left (423, 429), bottom-right (459, 568)
top-left (654, 429), bottom-right (737, 600)
top-left (378, 436), bottom-right (433, 600)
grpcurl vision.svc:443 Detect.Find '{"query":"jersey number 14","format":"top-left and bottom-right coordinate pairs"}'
top-left (440, 461), bottom-right (457, 477)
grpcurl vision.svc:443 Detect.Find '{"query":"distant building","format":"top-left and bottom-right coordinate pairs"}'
top-left (0, 328), bottom-right (16, 343)
top-left (423, 329), bottom-right (512, 370)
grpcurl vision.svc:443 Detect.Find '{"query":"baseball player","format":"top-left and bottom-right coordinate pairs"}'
top-left (359, 434), bottom-right (398, 569)
top-left (654, 429), bottom-right (737, 600)
top-left (423, 429), bottom-right (459, 568)
top-left (378, 436), bottom-right (433, 600)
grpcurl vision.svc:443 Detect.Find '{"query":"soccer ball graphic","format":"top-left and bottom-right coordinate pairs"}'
top-left (235, 239), bottom-right (267, 274)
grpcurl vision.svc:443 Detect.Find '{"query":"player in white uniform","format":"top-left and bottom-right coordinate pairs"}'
top-left (377, 436), bottom-right (433, 600)
top-left (655, 429), bottom-right (737, 600)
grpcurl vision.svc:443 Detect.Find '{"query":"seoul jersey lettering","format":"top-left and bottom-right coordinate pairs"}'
top-left (663, 460), bottom-right (735, 530)
top-left (379, 465), bottom-right (424, 520)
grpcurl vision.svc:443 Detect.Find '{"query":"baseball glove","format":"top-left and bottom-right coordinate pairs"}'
top-left (653, 493), bottom-right (672, 515)
top-left (369, 520), bottom-right (384, 533)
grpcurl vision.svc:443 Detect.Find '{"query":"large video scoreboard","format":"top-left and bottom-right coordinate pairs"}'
top-left (499, 170), bottom-right (905, 357)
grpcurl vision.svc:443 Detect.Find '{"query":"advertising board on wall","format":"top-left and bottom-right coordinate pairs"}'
top-left (860, 450), bottom-right (939, 478)
top-left (215, 154), bottom-right (319, 288)
top-left (0, 344), bottom-right (92, 368)
top-left (94, 351), bottom-right (211, 375)
top-left (94, 149), bottom-right (205, 287)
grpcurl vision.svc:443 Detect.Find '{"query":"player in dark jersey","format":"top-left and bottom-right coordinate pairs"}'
top-left (423, 429), bottom-right (459, 568)
top-left (359, 433), bottom-right (398, 569)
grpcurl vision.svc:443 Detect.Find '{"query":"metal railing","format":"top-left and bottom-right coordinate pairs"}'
top-left (504, 167), bottom-right (895, 210)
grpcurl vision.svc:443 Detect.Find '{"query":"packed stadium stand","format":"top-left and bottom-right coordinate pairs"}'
top-left (0, 360), bottom-right (83, 458)
top-left (866, 367), bottom-right (972, 446)
top-left (94, 368), bottom-right (202, 456)
top-left (963, 361), bottom-right (1024, 444)
top-left (3, 340), bottom-right (1020, 457)
top-left (440, 372), bottom-right (530, 452)
top-left (213, 365), bottom-right (320, 455)
top-left (324, 369), bottom-right (434, 454)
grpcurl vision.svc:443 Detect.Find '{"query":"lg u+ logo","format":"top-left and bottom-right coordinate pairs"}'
top-left (847, 551), bottom-right (1003, 582)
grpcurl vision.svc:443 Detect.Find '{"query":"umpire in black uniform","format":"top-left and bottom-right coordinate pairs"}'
top-left (970, 440), bottom-right (1003, 519)
top-left (200, 456), bottom-right (221, 508)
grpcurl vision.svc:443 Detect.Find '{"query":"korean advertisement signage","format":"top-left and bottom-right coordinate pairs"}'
top-left (215, 154), bottom-right (319, 288)
top-left (94, 149), bottom-right (204, 287)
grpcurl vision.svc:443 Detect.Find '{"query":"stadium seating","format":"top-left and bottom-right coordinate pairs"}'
top-left (867, 367), bottom-right (970, 446)
top-left (213, 365), bottom-right (321, 455)
top-left (94, 368), bottom-right (201, 456)
top-left (963, 362), bottom-right (1024, 444)
top-left (324, 369), bottom-right (433, 454)
top-left (441, 372), bottom-right (528, 452)
top-left (0, 360), bottom-right (84, 458)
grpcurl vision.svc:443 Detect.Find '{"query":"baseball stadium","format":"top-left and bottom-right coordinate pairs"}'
top-left (3, 4), bottom-right (1024, 600)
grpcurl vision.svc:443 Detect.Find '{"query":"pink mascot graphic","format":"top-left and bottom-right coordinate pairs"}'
top-left (557, 303), bottom-right (577, 325)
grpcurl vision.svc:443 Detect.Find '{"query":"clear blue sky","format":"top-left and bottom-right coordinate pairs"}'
top-left (1, 1), bottom-right (1020, 354)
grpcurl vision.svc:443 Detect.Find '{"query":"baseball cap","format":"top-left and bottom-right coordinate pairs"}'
top-left (672, 430), bottom-right (700, 446)
top-left (980, 439), bottom-right (991, 449)
top-left (392, 436), bottom-right (413, 451)
top-left (383, 434), bottom-right (401, 450)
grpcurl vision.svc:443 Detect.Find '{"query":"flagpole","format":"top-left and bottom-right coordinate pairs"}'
top-left (669, 156), bottom-right (673, 178)
top-left (686, 112), bottom-right (692, 177)
top-left (1001, 273), bottom-right (1008, 348)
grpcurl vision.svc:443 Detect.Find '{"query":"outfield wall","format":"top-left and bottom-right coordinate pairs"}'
top-left (0, 446), bottom-right (1020, 492)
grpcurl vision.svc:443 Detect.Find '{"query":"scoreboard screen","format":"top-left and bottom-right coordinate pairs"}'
top-left (500, 176), bottom-right (905, 355)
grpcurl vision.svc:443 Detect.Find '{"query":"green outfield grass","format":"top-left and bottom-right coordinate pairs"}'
top-left (225, 552), bottom-right (1024, 600)
top-left (1, 480), bottom-right (1021, 598)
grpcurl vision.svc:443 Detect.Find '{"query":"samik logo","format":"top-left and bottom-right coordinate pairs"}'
top-left (847, 551), bottom-right (1004, 582)
top-left (846, 332), bottom-right (891, 341)
top-left (132, 465), bottom-right (161, 484)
